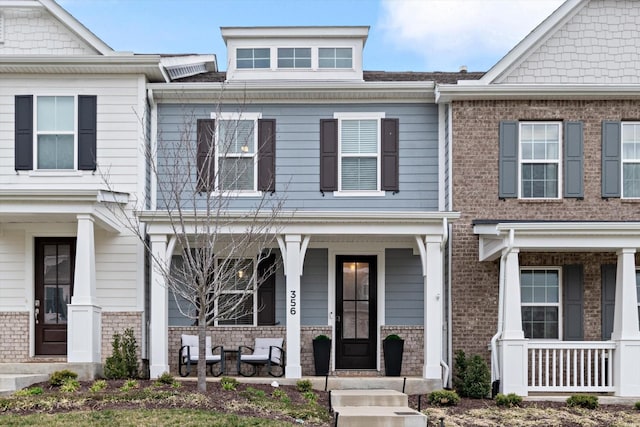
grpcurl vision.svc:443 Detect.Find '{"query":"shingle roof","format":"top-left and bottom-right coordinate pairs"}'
top-left (172, 70), bottom-right (485, 83)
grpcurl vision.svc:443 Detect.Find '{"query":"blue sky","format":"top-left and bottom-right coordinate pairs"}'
top-left (58, 0), bottom-right (564, 72)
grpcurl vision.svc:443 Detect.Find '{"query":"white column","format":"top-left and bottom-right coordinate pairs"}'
top-left (498, 249), bottom-right (528, 396)
top-left (149, 234), bottom-right (169, 379)
top-left (423, 235), bottom-right (444, 381)
top-left (68, 214), bottom-right (101, 363)
top-left (284, 234), bottom-right (302, 378)
top-left (612, 249), bottom-right (640, 396)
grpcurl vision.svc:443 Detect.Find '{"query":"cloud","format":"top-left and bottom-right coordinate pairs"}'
top-left (379, 0), bottom-right (565, 71)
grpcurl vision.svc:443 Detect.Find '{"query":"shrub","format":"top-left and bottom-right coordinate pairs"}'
top-left (453, 350), bottom-right (491, 398)
top-left (154, 372), bottom-right (175, 386)
top-left (220, 376), bottom-right (238, 391)
top-left (296, 379), bottom-right (313, 393)
top-left (566, 394), bottom-right (599, 409)
top-left (314, 334), bottom-right (330, 341)
top-left (384, 334), bottom-right (402, 341)
top-left (495, 393), bottom-right (523, 407)
top-left (104, 328), bottom-right (139, 379)
top-left (303, 391), bottom-right (317, 403)
top-left (120, 379), bottom-right (139, 392)
top-left (49, 369), bottom-right (78, 387)
top-left (89, 380), bottom-right (107, 392)
top-left (428, 389), bottom-right (460, 406)
top-left (635, 401), bottom-right (640, 410)
top-left (60, 378), bottom-right (80, 393)
top-left (241, 387), bottom-right (267, 401)
top-left (13, 386), bottom-right (43, 397)
top-left (272, 388), bottom-right (289, 403)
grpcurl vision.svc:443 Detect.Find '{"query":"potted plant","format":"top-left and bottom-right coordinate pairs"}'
top-left (312, 334), bottom-right (331, 376)
top-left (383, 334), bottom-right (404, 376)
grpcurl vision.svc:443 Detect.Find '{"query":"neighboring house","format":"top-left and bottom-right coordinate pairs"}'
top-left (0, 0), bottom-right (211, 377)
top-left (143, 27), bottom-right (474, 385)
top-left (439, 0), bottom-right (640, 396)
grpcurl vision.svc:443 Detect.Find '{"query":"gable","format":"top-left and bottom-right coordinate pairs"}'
top-left (494, 0), bottom-right (640, 85)
top-left (0, 5), bottom-right (103, 55)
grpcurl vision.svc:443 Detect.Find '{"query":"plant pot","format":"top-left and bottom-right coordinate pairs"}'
top-left (383, 339), bottom-right (404, 376)
top-left (312, 339), bottom-right (331, 376)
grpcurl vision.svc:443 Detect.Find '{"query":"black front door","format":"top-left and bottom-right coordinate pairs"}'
top-left (335, 255), bottom-right (377, 369)
top-left (35, 237), bottom-right (75, 355)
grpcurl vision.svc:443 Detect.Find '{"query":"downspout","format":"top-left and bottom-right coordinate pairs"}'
top-left (490, 228), bottom-right (514, 395)
top-left (440, 218), bottom-right (450, 387)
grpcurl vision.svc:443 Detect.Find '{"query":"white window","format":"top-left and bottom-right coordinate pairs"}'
top-left (521, 268), bottom-right (561, 339)
top-left (336, 113), bottom-right (384, 192)
top-left (216, 113), bottom-right (260, 192)
top-left (36, 96), bottom-right (75, 170)
top-left (216, 258), bottom-right (255, 326)
top-left (237, 48), bottom-right (270, 69)
top-left (621, 123), bottom-right (640, 198)
top-left (277, 48), bottom-right (311, 68)
top-left (319, 48), bottom-right (352, 69)
top-left (519, 122), bottom-right (562, 199)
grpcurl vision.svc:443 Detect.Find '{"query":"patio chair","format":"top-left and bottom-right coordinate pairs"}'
top-left (178, 334), bottom-right (224, 377)
top-left (237, 337), bottom-right (285, 377)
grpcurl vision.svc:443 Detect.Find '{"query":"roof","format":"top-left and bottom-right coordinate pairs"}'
top-left (173, 70), bottom-right (485, 84)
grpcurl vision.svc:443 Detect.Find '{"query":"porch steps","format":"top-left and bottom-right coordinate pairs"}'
top-left (331, 389), bottom-right (427, 427)
top-left (0, 374), bottom-right (49, 395)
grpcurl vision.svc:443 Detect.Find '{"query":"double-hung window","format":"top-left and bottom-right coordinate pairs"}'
top-left (277, 48), bottom-right (311, 68)
top-left (519, 122), bottom-right (561, 198)
top-left (36, 96), bottom-right (75, 170)
top-left (216, 113), bottom-right (260, 192)
top-left (621, 123), bottom-right (640, 198)
top-left (319, 48), bottom-right (352, 68)
top-left (521, 268), bottom-right (561, 339)
top-left (237, 48), bottom-right (270, 69)
top-left (216, 258), bottom-right (255, 326)
top-left (337, 113), bottom-right (383, 192)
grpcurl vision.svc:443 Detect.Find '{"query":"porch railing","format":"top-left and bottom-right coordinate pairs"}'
top-left (528, 341), bottom-right (615, 393)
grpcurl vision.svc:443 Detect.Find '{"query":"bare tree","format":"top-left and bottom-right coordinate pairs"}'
top-left (104, 99), bottom-right (286, 392)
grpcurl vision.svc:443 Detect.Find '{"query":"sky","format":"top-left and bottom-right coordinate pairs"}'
top-left (58, 0), bottom-right (565, 72)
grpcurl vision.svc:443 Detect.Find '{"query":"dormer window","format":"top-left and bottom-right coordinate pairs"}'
top-left (237, 48), bottom-right (270, 69)
top-left (277, 48), bottom-right (311, 69)
top-left (319, 48), bottom-right (352, 68)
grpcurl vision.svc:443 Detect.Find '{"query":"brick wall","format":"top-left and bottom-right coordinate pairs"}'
top-left (0, 312), bottom-right (29, 362)
top-left (101, 312), bottom-right (143, 363)
top-left (451, 99), bottom-right (640, 359)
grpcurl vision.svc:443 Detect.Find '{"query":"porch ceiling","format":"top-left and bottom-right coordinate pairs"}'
top-left (474, 221), bottom-right (640, 261)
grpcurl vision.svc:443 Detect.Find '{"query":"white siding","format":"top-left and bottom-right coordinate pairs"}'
top-left (0, 229), bottom-right (26, 311)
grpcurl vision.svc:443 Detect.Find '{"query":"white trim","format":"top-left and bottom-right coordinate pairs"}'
top-left (517, 122), bottom-right (563, 199)
top-left (332, 191), bottom-right (385, 197)
top-left (438, 104), bottom-right (446, 211)
top-left (519, 266), bottom-right (563, 340)
top-left (33, 94), bottom-right (78, 171)
top-left (28, 170), bottom-right (84, 177)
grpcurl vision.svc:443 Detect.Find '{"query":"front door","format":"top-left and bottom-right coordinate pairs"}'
top-left (35, 237), bottom-right (76, 355)
top-left (335, 255), bottom-right (377, 369)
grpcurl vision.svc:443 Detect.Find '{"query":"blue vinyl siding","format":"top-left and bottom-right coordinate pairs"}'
top-left (156, 103), bottom-right (439, 211)
top-left (385, 248), bottom-right (423, 325)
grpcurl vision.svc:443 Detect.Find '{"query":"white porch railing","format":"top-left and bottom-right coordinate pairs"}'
top-left (528, 341), bottom-right (615, 393)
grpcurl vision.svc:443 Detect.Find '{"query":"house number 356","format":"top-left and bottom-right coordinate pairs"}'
top-left (289, 290), bottom-right (297, 315)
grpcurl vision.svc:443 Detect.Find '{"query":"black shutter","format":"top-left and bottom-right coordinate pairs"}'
top-left (499, 121), bottom-right (519, 198)
top-left (77, 95), bottom-right (97, 170)
top-left (601, 264), bottom-right (616, 340)
top-left (15, 95), bottom-right (33, 171)
top-left (602, 121), bottom-right (621, 198)
top-left (320, 119), bottom-right (338, 192)
top-left (258, 119), bottom-right (276, 192)
top-left (381, 118), bottom-right (399, 192)
top-left (257, 253), bottom-right (276, 326)
top-left (563, 265), bottom-right (584, 341)
top-left (564, 121), bottom-right (584, 198)
top-left (196, 119), bottom-right (215, 192)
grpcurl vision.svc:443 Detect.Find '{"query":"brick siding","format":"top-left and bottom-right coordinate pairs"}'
top-left (101, 312), bottom-right (143, 364)
top-left (0, 312), bottom-right (29, 362)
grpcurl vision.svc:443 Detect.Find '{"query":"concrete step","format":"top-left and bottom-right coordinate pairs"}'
top-left (333, 405), bottom-right (427, 427)
top-left (0, 363), bottom-right (100, 380)
top-left (0, 374), bottom-right (49, 394)
top-left (332, 389), bottom-right (408, 407)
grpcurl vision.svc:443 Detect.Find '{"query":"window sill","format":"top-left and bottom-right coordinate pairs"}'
top-left (517, 198), bottom-right (563, 203)
top-left (28, 170), bottom-right (84, 177)
top-left (212, 191), bottom-right (263, 198)
top-left (333, 191), bottom-right (386, 197)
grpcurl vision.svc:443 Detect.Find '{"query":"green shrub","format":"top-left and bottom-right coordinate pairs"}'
top-left (566, 394), bottom-right (599, 409)
top-left (240, 387), bottom-right (267, 401)
top-left (49, 369), bottom-right (78, 387)
top-left (104, 328), bottom-right (139, 379)
top-left (634, 401), bottom-right (640, 410)
top-left (453, 350), bottom-right (491, 398)
top-left (272, 388), bottom-right (289, 403)
top-left (154, 372), bottom-right (175, 386)
top-left (220, 376), bottom-right (238, 391)
top-left (60, 378), bottom-right (80, 393)
top-left (89, 380), bottom-right (107, 392)
top-left (303, 391), bottom-right (317, 403)
top-left (13, 386), bottom-right (43, 397)
top-left (384, 334), bottom-right (402, 341)
top-left (296, 379), bottom-right (313, 393)
top-left (428, 389), bottom-right (460, 406)
top-left (120, 379), bottom-right (139, 392)
top-left (314, 334), bottom-right (330, 341)
top-left (495, 393), bottom-right (523, 407)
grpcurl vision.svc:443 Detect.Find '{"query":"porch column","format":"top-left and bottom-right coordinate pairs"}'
top-left (612, 249), bottom-right (640, 396)
top-left (499, 249), bottom-right (528, 396)
top-left (149, 234), bottom-right (169, 379)
top-left (423, 235), bottom-right (444, 381)
top-left (284, 234), bottom-right (302, 378)
top-left (68, 214), bottom-right (102, 363)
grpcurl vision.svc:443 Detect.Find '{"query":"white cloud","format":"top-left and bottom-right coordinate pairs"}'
top-left (379, 0), bottom-right (565, 71)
